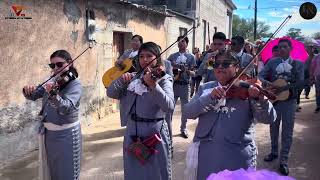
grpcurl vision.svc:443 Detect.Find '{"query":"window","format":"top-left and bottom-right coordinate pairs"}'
top-left (179, 27), bottom-right (188, 36)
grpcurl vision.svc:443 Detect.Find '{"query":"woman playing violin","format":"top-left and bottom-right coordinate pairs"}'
top-left (183, 50), bottom-right (277, 180)
top-left (107, 42), bottom-right (174, 180)
top-left (22, 50), bottom-right (82, 180)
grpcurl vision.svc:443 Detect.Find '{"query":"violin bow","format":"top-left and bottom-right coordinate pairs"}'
top-left (225, 15), bottom-right (292, 92)
top-left (38, 45), bottom-right (93, 88)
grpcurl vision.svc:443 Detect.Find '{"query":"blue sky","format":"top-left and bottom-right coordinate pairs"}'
top-left (233, 0), bottom-right (320, 38)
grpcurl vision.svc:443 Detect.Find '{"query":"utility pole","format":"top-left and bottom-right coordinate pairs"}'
top-left (254, 0), bottom-right (257, 40)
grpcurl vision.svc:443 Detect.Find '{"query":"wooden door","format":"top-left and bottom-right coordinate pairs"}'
top-left (112, 32), bottom-right (125, 64)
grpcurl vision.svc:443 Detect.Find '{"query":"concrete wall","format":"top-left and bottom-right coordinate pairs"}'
top-left (0, 0), bottom-right (167, 164)
top-left (195, 0), bottom-right (231, 52)
top-left (164, 14), bottom-right (194, 57)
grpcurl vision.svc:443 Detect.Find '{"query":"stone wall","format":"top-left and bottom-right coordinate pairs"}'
top-left (0, 0), bottom-right (167, 164)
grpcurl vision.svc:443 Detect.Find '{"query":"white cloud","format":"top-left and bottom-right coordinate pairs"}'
top-left (267, 12), bottom-right (320, 37)
top-left (268, 11), bottom-right (288, 18)
top-left (283, 6), bottom-right (299, 13)
top-left (287, 11), bottom-right (320, 25)
top-left (258, 17), bottom-right (267, 22)
top-left (265, 4), bottom-right (320, 26)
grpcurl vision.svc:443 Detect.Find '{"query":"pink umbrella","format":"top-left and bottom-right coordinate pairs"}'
top-left (207, 168), bottom-right (295, 180)
top-left (260, 37), bottom-right (309, 63)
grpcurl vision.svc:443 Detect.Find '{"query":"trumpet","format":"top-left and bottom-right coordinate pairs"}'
top-left (206, 49), bottom-right (226, 70)
top-left (207, 59), bottom-right (215, 70)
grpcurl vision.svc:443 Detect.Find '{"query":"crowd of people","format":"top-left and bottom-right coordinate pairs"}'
top-left (22, 31), bottom-right (320, 180)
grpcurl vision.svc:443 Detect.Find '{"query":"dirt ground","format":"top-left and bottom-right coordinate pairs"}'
top-left (0, 92), bottom-right (319, 180)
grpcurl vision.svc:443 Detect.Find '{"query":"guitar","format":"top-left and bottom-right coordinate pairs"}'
top-left (102, 58), bottom-right (133, 88)
top-left (172, 64), bottom-right (196, 81)
top-left (265, 79), bottom-right (303, 103)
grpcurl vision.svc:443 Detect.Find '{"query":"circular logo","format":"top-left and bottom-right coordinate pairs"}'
top-left (299, 2), bottom-right (317, 20)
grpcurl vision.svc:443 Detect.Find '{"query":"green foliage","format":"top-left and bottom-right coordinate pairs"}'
top-left (286, 28), bottom-right (305, 41)
top-left (232, 14), bottom-right (272, 41)
top-left (312, 32), bottom-right (320, 39)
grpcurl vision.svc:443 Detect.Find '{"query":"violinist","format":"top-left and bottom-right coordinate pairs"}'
top-left (167, 36), bottom-right (196, 139)
top-left (183, 50), bottom-right (277, 180)
top-left (116, 34), bottom-right (143, 72)
top-left (107, 42), bottom-right (174, 180)
top-left (22, 50), bottom-right (82, 180)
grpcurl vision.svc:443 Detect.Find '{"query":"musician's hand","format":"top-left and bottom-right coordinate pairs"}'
top-left (187, 70), bottom-right (196, 77)
top-left (248, 86), bottom-right (261, 99)
top-left (143, 68), bottom-right (156, 89)
top-left (115, 61), bottom-right (125, 70)
top-left (23, 85), bottom-right (36, 96)
top-left (208, 51), bottom-right (218, 60)
top-left (44, 83), bottom-right (55, 93)
top-left (211, 86), bottom-right (226, 99)
top-left (121, 72), bottom-right (133, 82)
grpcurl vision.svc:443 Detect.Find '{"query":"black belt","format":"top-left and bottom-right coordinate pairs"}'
top-left (174, 81), bottom-right (189, 85)
top-left (131, 114), bottom-right (164, 122)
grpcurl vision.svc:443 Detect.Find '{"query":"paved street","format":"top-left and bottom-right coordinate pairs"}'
top-left (0, 92), bottom-right (319, 180)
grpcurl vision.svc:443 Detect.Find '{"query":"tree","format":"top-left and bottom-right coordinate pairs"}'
top-left (286, 28), bottom-right (305, 41)
top-left (312, 32), bottom-right (320, 39)
top-left (232, 14), bottom-right (272, 42)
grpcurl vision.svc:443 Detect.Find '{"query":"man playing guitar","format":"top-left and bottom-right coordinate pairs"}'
top-left (167, 36), bottom-right (196, 138)
top-left (259, 39), bottom-right (304, 176)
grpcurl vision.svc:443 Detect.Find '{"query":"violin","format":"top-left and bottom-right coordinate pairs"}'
top-left (49, 70), bottom-right (77, 95)
top-left (223, 15), bottom-right (292, 102)
top-left (225, 74), bottom-right (277, 100)
top-left (141, 65), bottom-right (166, 87)
top-left (148, 65), bottom-right (166, 80)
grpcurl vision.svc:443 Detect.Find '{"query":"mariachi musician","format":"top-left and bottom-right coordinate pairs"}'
top-left (116, 34), bottom-right (143, 72)
top-left (184, 50), bottom-right (277, 180)
top-left (197, 32), bottom-right (227, 83)
top-left (259, 39), bottom-right (304, 175)
top-left (167, 36), bottom-right (196, 139)
top-left (107, 42), bottom-right (174, 180)
top-left (23, 50), bottom-right (83, 180)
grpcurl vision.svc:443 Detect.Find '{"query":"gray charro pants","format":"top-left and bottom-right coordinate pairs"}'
top-left (270, 98), bottom-right (296, 164)
top-left (173, 83), bottom-right (189, 133)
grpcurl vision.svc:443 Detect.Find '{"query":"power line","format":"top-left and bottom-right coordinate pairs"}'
top-left (237, 5), bottom-right (300, 10)
top-left (236, 1), bottom-right (319, 10)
